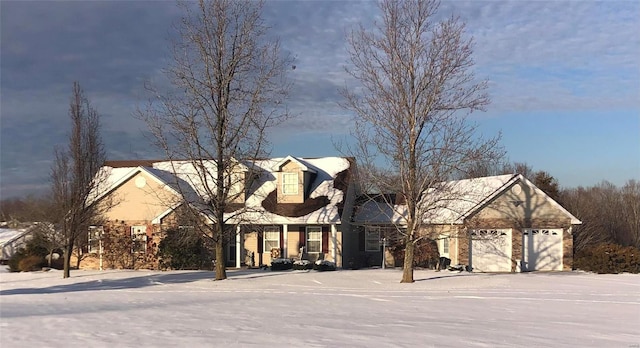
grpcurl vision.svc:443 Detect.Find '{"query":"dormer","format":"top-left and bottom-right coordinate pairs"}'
top-left (272, 156), bottom-right (317, 203)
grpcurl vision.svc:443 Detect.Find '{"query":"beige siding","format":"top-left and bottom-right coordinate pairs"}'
top-left (287, 231), bottom-right (300, 258)
top-left (102, 171), bottom-right (180, 222)
top-left (472, 182), bottom-right (570, 223)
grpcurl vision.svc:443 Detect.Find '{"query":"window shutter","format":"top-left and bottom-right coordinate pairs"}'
top-left (322, 226), bottom-right (329, 254)
top-left (279, 226), bottom-right (284, 251)
top-left (257, 231), bottom-right (263, 253)
top-left (359, 229), bottom-right (365, 252)
top-left (299, 227), bottom-right (306, 247)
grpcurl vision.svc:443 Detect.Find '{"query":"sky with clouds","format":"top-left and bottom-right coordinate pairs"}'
top-left (1, 0), bottom-right (639, 198)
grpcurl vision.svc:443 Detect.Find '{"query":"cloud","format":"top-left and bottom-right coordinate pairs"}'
top-left (1, 0), bottom-right (638, 197)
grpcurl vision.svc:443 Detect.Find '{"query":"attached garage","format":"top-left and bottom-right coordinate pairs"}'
top-left (523, 228), bottom-right (563, 271)
top-left (469, 229), bottom-right (512, 272)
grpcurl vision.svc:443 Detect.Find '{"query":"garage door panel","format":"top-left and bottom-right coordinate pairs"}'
top-left (523, 229), bottom-right (563, 271)
top-left (470, 229), bottom-right (512, 272)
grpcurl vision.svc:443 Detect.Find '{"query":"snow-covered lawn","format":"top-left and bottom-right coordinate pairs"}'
top-left (1, 268), bottom-right (638, 347)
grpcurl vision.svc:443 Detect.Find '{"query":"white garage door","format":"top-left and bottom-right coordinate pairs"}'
top-left (470, 229), bottom-right (512, 272)
top-left (523, 229), bottom-right (563, 271)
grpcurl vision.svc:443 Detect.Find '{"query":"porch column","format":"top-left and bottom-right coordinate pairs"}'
top-left (282, 224), bottom-right (288, 258)
top-left (331, 224), bottom-right (337, 264)
top-left (235, 225), bottom-right (241, 268)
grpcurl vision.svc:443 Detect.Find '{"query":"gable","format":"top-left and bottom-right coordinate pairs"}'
top-left (102, 170), bottom-right (182, 222)
top-left (468, 180), bottom-right (572, 225)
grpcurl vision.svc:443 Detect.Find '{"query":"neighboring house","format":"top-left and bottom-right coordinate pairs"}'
top-left (0, 228), bottom-right (33, 263)
top-left (83, 156), bottom-right (359, 270)
top-left (354, 174), bottom-right (581, 272)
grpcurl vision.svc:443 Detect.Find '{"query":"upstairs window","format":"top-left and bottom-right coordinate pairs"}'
top-left (282, 173), bottom-right (298, 195)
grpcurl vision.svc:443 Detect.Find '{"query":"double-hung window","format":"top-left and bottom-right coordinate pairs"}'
top-left (282, 173), bottom-right (298, 195)
top-left (88, 226), bottom-right (103, 254)
top-left (306, 226), bottom-right (322, 253)
top-left (264, 226), bottom-right (280, 252)
top-left (365, 227), bottom-right (380, 252)
top-left (131, 226), bottom-right (147, 253)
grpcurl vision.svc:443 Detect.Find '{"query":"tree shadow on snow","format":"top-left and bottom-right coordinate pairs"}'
top-left (0, 269), bottom-right (307, 296)
top-left (0, 271), bottom-right (215, 296)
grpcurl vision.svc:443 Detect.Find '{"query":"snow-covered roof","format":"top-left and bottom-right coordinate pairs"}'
top-left (0, 228), bottom-right (29, 246)
top-left (354, 174), bottom-right (581, 225)
top-left (94, 156), bottom-right (352, 225)
top-left (271, 155), bottom-right (317, 173)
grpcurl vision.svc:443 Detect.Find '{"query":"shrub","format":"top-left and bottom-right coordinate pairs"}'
top-left (293, 260), bottom-right (313, 270)
top-left (18, 254), bottom-right (46, 272)
top-left (8, 248), bottom-right (28, 272)
top-left (7, 235), bottom-right (51, 272)
top-left (574, 243), bottom-right (640, 274)
top-left (157, 228), bottom-right (213, 270)
top-left (270, 258), bottom-right (293, 271)
top-left (313, 260), bottom-right (336, 272)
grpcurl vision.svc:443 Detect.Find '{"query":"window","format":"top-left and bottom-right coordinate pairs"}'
top-left (282, 173), bottom-right (298, 195)
top-left (306, 226), bottom-right (322, 253)
top-left (88, 226), bottom-right (103, 254)
top-left (264, 226), bottom-right (280, 252)
top-left (131, 226), bottom-right (147, 253)
top-left (441, 237), bottom-right (449, 256)
top-left (365, 227), bottom-right (380, 252)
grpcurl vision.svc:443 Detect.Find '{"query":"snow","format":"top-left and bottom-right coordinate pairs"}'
top-left (0, 229), bottom-right (27, 245)
top-left (1, 268), bottom-right (638, 347)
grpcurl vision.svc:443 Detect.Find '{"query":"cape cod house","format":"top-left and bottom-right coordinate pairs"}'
top-left (83, 157), bottom-right (580, 273)
top-left (82, 156), bottom-right (359, 269)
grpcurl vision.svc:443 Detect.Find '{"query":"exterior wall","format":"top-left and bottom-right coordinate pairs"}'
top-left (563, 229), bottom-right (573, 271)
top-left (471, 182), bottom-right (569, 223)
top-left (277, 161), bottom-right (305, 203)
top-left (286, 231), bottom-right (300, 258)
top-left (459, 181), bottom-right (574, 272)
top-left (244, 225), bottom-right (342, 267)
top-left (462, 218), bottom-right (573, 272)
top-left (74, 220), bottom-right (162, 271)
top-left (102, 171), bottom-right (181, 222)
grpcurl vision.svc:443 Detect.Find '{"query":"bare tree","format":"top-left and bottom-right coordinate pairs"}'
top-left (140, 0), bottom-right (291, 280)
top-left (51, 82), bottom-right (107, 278)
top-left (621, 180), bottom-right (640, 248)
top-left (342, 0), bottom-right (501, 282)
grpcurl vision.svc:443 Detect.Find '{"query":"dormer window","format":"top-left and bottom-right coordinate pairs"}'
top-left (282, 172), bottom-right (299, 195)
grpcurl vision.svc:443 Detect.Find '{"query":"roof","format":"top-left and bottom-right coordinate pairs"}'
top-left (93, 156), bottom-right (353, 225)
top-left (0, 228), bottom-right (30, 246)
top-left (354, 174), bottom-right (581, 225)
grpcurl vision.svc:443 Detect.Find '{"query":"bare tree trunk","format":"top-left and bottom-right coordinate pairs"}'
top-left (401, 240), bottom-right (415, 283)
top-left (214, 228), bottom-right (227, 280)
top-left (63, 243), bottom-right (73, 278)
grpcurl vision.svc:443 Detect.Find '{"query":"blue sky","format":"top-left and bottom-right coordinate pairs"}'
top-left (1, 0), bottom-right (639, 198)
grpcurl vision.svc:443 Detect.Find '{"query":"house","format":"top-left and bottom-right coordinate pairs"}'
top-left (85, 158), bottom-right (580, 273)
top-left (82, 156), bottom-right (359, 270)
top-left (354, 174), bottom-right (581, 272)
top-left (1, 227), bottom-right (33, 263)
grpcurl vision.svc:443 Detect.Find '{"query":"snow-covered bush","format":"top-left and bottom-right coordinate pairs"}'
top-left (270, 258), bottom-right (293, 271)
top-left (293, 260), bottom-right (313, 270)
top-left (313, 260), bottom-right (336, 272)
